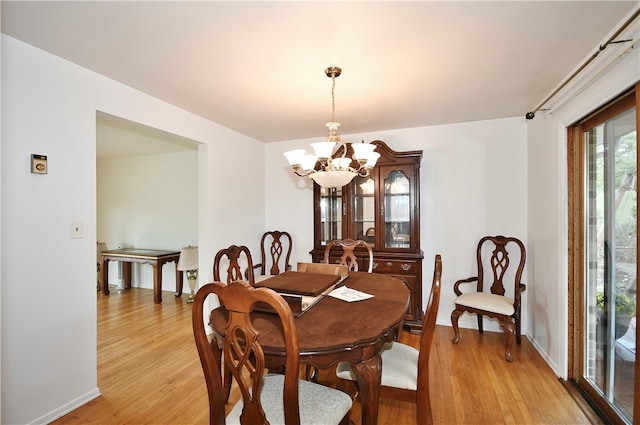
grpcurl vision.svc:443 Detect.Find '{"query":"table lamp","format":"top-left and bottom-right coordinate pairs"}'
top-left (177, 246), bottom-right (199, 303)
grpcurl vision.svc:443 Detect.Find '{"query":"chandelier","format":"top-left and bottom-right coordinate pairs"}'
top-left (283, 66), bottom-right (380, 188)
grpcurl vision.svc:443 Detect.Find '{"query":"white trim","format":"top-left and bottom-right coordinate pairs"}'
top-left (28, 388), bottom-right (101, 425)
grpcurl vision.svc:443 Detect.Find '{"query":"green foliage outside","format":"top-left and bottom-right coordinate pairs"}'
top-left (596, 291), bottom-right (637, 316)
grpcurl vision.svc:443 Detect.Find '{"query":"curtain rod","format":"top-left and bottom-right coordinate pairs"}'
top-left (526, 7), bottom-right (640, 120)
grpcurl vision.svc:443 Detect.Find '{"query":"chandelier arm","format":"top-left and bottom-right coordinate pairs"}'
top-left (355, 167), bottom-right (369, 178)
top-left (293, 167), bottom-right (308, 177)
top-left (337, 141), bottom-right (347, 160)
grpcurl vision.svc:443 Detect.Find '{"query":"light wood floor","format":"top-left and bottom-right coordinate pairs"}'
top-left (52, 287), bottom-right (600, 424)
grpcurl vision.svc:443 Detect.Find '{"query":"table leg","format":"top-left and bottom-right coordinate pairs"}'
top-left (101, 258), bottom-right (110, 295)
top-left (351, 353), bottom-right (382, 425)
top-left (152, 262), bottom-right (162, 304)
top-left (123, 262), bottom-right (132, 289)
top-left (174, 260), bottom-right (184, 297)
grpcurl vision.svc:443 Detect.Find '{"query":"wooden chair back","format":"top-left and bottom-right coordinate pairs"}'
top-left (474, 235), bottom-right (526, 297)
top-left (323, 239), bottom-right (374, 273)
top-left (415, 254), bottom-right (441, 423)
top-left (192, 280), bottom-right (301, 425)
top-left (212, 245), bottom-right (255, 285)
top-left (255, 230), bottom-right (293, 277)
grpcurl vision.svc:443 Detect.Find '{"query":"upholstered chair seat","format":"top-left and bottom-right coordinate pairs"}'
top-left (336, 341), bottom-right (419, 391)
top-left (227, 374), bottom-right (352, 425)
top-left (453, 292), bottom-right (515, 316)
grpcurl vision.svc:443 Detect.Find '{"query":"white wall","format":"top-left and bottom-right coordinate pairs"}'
top-left (1, 35), bottom-right (265, 425)
top-left (526, 21), bottom-right (640, 379)
top-left (266, 118), bottom-right (529, 336)
top-left (525, 116), bottom-right (566, 375)
top-left (97, 150), bottom-right (198, 290)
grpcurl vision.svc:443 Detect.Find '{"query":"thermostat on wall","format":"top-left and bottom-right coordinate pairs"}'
top-left (31, 154), bottom-right (48, 174)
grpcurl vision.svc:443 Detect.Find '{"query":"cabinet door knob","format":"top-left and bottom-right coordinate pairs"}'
top-left (401, 263), bottom-right (411, 271)
top-left (386, 262), bottom-right (393, 267)
top-left (372, 262), bottom-right (378, 269)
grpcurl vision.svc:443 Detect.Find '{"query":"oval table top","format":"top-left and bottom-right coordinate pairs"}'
top-left (210, 271), bottom-right (410, 361)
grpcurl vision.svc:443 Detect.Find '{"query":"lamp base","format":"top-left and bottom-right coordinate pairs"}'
top-left (186, 276), bottom-right (197, 303)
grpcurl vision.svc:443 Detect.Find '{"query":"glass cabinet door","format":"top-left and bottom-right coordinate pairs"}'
top-left (319, 186), bottom-right (343, 246)
top-left (383, 169), bottom-right (411, 248)
top-left (350, 176), bottom-right (376, 247)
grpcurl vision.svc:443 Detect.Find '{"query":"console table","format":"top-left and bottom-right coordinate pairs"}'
top-left (100, 248), bottom-right (183, 304)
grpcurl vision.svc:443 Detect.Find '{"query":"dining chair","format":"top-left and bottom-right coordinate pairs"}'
top-left (251, 230), bottom-right (293, 283)
top-left (450, 235), bottom-right (526, 362)
top-left (192, 280), bottom-right (353, 425)
top-left (335, 254), bottom-right (442, 425)
top-left (323, 238), bottom-right (374, 273)
top-left (212, 244), bottom-right (255, 286)
top-left (211, 244), bottom-right (257, 401)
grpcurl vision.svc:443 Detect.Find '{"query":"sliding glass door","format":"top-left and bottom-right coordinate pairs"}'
top-left (570, 87), bottom-right (638, 425)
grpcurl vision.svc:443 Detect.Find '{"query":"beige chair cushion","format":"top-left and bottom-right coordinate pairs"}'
top-left (227, 373), bottom-right (352, 425)
top-left (454, 292), bottom-right (515, 316)
top-left (335, 342), bottom-right (418, 391)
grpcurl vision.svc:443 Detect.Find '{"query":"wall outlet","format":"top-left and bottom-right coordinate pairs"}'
top-left (70, 220), bottom-right (84, 239)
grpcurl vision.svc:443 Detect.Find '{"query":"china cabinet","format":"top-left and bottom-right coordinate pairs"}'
top-left (310, 140), bottom-right (424, 332)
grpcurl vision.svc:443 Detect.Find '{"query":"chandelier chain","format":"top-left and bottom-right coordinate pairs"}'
top-left (331, 70), bottom-right (336, 123)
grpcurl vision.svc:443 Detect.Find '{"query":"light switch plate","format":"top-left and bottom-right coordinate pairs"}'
top-left (70, 220), bottom-right (84, 239)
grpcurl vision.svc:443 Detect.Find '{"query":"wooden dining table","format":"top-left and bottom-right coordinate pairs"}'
top-left (209, 271), bottom-right (410, 425)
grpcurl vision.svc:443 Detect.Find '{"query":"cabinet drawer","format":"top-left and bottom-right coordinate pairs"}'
top-left (371, 259), bottom-right (418, 274)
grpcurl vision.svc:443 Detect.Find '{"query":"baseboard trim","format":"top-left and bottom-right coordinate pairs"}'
top-left (28, 387), bottom-right (101, 425)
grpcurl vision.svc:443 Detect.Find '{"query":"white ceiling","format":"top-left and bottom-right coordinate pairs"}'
top-left (2, 1), bottom-right (638, 157)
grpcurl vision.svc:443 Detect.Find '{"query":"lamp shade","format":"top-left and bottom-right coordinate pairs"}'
top-left (283, 149), bottom-right (306, 166)
top-left (311, 142), bottom-right (336, 159)
top-left (177, 246), bottom-right (199, 271)
top-left (350, 142), bottom-right (376, 160)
